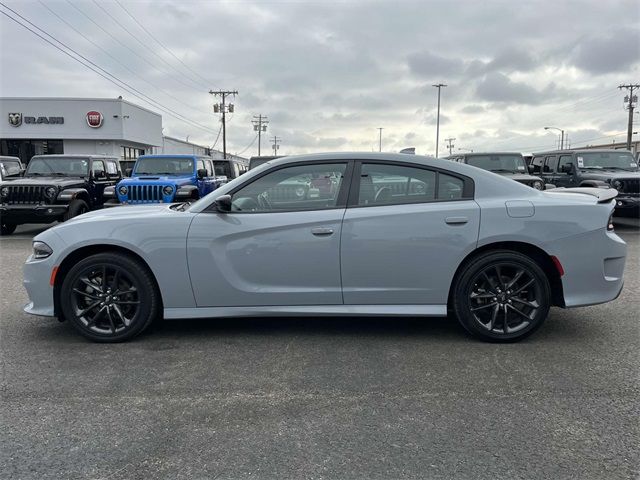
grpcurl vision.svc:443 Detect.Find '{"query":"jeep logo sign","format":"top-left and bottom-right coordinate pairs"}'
top-left (86, 111), bottom-right (103, 128)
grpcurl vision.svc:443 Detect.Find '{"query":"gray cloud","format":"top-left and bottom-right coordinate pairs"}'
top-left (475, 73), bottom-right (558, 105)
top-left (407, 51), bottom-right (465, 78)
top-left (570, 28), bottom-right (640, 74)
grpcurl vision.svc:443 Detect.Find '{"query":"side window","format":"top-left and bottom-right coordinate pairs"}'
top-left (197, 160), bottom-right (206, 174)
top-left (543, 156), bottom-right (556, 173)
top-left (558, 155), bottom-right (573, 172)
top-left (231, 163), bottom-right (347, 212)
top-left (105, 160), bottom-right (119, 178)
top-left (437, 173), bottom-right (465, 200)
top-left (204, 159), bottom-right (213, 177)
top-left (92, 160), bottom-right (105, 178)
top-left (357, 163), bottom-right (436, 206)
top-left (531, 156), bottom-right (543, 173)
top-left (233, 163), bottom-right (240, 178)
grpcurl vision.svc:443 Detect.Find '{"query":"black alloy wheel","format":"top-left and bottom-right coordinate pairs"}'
top-left (60, 253), bottom-right (160, 342)
top-left (453, 251), bottom-right (551, 342)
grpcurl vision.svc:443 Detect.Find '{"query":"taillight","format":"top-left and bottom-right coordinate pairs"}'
top-left (607, 213), bottom-right (614, 231)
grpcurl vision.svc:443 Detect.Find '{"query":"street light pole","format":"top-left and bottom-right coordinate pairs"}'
top-left (544, 126), bottom-right (565, 150)
top-left (432, 83), bottom-right (447, 158)
top-left (378, 127), bottom-right (383, 152)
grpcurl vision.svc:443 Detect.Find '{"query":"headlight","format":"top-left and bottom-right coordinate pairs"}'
top-left (0, 186), bottom-right (9, 197)
top-left (163, 185), bottom-right (174, 196)
top-left (532, 181), bottom-right (544, 190)
top-left (118, 186), bottom-right (128, 195)
top-left (295, 187), bottom-right (306, 198)
top-left (45, 186), bottom-right (57, 198)
top-left (32, 241), bottom-right (53, 259)
top-left (612, 180), bottom-right (623, 190)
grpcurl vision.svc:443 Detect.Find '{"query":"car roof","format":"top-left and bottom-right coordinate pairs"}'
top-left (532, 149), bottom-right (633, 155)
top-left (138, 154), bottom-right (205, 159)
top-left (30, 154), bottom-right (118, 160)
top-left (0, 156), bottom-right (21, 162)
top-left (456, 152), bottom-right (523, 157)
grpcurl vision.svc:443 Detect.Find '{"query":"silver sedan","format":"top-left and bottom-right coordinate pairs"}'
top-left (23, 153), bottom-right (626, 342)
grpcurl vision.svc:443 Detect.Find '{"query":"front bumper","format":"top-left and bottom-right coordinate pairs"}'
top-left (612, 196), bottom-right (640, 211)
top-left (0, 204), bottom-right (68, 224)
top-left (23, 254), bottom-right (57, 317)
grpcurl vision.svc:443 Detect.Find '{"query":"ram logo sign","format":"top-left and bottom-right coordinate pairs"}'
top-left (8, 113), bottom-right (22, 127)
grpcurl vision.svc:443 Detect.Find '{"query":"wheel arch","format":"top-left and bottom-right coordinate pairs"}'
top-left (448, 241), bottom-right (565, 309)
top-left (53, 244), bottom-right (163, 318)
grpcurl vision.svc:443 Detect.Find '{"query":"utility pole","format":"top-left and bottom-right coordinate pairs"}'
top-left (619, 84), bottom-right (639, 150)
top-left (378, 127), bottom-right (384, 152)
top-left (209, 89), bottom-right (238, 159)
top-left (445, 137), bottom-right (455, 156)
top-left (271, 136), bottom-right (281, 156)
top-left (252, 114), bottom-right (269, 156)
top-left (432, 83), bottom-right (447, 158)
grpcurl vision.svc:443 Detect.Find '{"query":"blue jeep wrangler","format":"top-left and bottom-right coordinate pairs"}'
top-left (105, 155), bottom-right (226, 205)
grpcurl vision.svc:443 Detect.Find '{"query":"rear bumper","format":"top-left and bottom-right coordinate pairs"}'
top-left (550, 229), bottom-right (627, 308)
top-left (0, 204), bottom-right (67, 224)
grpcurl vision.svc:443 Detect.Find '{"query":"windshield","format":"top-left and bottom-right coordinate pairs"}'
top-left (578, 152), bottom-right (638, 171)
top-left (213, 161), bottom-right (232, 177)
top-left (134, 157), bottom-right (194, 176)
top-left (25, 157), bottom-right (89, 176)
top-left (0, 159), bottom-right (21, 177)
top-left (466, 154), bottom-right (527, 173)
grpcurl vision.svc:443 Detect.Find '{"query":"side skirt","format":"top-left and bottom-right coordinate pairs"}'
top-left (164, 304), bottom-right (448, 320)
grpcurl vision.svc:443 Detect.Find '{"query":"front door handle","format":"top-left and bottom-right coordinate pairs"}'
top-left (311, 227), bottom-right (334, 236)
top-left (445, 216), bottom-right (468, 225)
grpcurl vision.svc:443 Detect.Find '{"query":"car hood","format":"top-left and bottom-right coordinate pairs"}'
top-left (0, 176), bottom-right (86, 187)
top-left (580, 170), bottom-right (640, 180)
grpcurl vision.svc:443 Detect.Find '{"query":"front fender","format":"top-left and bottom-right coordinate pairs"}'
top-left (57, 188), bottom-right (89, 202)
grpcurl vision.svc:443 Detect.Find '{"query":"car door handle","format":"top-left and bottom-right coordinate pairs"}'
top-left (311, 227), bottom-right (334, 236)
top-left (445, 216), bottom-right (468, 225)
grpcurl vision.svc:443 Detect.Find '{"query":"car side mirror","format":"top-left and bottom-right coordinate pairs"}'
top-left (214, 194), bottom-right (232, 213)
top-left (560, 164), bottom-right (573, 174)
top-left (197, 168), bottom-right (207, 179)
top-left (527, 165), bottom-right (535, 174)
top-left (94, 169), bottom-right (106, 178)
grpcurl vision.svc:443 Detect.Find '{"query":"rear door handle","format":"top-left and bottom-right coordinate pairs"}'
top-left (445, 216), bottom-right (468, 225)
top-left (311, 227), bottom-right (334, 236)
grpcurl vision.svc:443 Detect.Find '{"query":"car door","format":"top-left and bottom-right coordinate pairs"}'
top-left (542, 155), bottom-right (557, 185)
top-left (187, 161), bottom-right (352, 307)
top-left (90, 159), bottom-right (110, 206)
top-left (555, 154), bottom-right (576, 188)
top-left (341, 161), bottom-right (480, 305)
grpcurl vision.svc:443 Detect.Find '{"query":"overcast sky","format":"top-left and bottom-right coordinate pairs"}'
top-left (1, 0), bottom-right (639, 156)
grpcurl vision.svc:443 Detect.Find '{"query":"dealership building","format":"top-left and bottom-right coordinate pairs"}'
top-left (0, 97), bottom-right (164, 165)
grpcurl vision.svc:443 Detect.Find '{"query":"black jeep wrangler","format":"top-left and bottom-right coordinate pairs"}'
top-left (531, 149), bottom-right (639, 215)
top-left (446, 152), bottom-right (550, 190)
top-left (0, 154), bottom-right (122, 235)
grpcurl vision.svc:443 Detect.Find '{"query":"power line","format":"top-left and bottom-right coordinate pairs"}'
top-left (38, 0), bottom-right (210, 117)
top-left (113, 0), bottom-right (214, 90)
top-left (0, 4), bottom-right (217, 135)
top-left (90, 0), bottom-right (205, 91)
top-left (236, 134), bottom-right (259, 156)
top-left (65, 0), bottom-right (203, 94)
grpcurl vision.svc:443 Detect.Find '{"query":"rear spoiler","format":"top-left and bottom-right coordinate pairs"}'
top-left (546, 187), bottom-right (618, 203)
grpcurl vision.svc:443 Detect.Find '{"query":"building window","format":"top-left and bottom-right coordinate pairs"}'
top-left (0, 139), bottom-right (63, 165)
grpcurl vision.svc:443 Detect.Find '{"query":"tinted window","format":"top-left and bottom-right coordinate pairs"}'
top-left (134, 157), bottom-right (194, 176)
top-left (558, 155), bottom-right (573, 171)
top-left (26, 157), bottom-right (89, 176)
top-left (232, 163), bottom-right (347, 212)
top-left (204, 159), bottom-right (213, 177)
top-left (543, 156), bottom-right (556, 173)
top-left (438, 173), bottom-right (465, 200)
top-left (213, 161), bottom-right (233, 177)
top-left (358, 163), bottom-right (436, 206)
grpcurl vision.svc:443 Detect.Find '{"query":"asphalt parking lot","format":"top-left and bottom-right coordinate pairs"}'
top-left (1, 219), bottom-right (639, 480)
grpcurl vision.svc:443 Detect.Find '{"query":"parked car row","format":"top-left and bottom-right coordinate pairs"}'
top-left (1, 148), bottom-right (637, 235)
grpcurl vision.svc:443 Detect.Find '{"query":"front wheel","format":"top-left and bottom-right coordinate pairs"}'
top-left (63, 199), bottom-right (89, 221)
top-left (59, 253), bottom-right (161, 342)
top-left (452, 251), bottom-right (551, 342)
top-left (0, 221), bottom-right (17, 235)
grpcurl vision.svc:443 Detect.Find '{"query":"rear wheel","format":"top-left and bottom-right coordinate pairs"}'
top-left (63, 199), bottom-right (89, 221)
top-left (453, 250), bottom-right (551, 342)
top-left (60, 252), bottom-right (160, 342)
top-left (0, 222), bottom-right (17, 235)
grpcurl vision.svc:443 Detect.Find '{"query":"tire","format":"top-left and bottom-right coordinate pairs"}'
top-left (63, 199), bottom-right (89, 222)
top-left (0, 222), bottom-right (17, 235)
top-left (59, 252), bottom-right (161, 342)
top-left (452, 250), bottom-right (551, 342)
